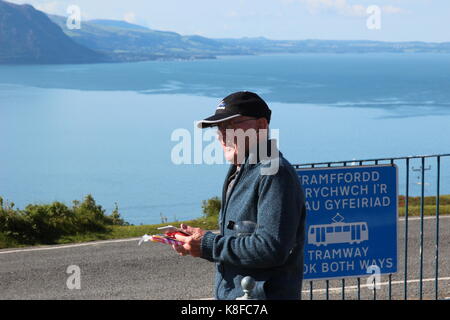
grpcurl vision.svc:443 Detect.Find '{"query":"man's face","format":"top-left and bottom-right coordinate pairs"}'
top-left (216, 116), bottom-right (268, 165)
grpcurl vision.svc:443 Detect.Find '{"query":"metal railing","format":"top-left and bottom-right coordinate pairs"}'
top-left (293, 153), bottom-right (450, 300)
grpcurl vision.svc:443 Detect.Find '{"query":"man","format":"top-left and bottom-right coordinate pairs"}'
top-left (172, 91), bottom-right (306, 300)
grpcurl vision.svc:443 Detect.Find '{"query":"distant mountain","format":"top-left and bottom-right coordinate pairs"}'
top-left (215, 37), bottom-right (450, 54)
top-left (88, 19), bottom-right (150, 31)
top-left (2, 0), bottom-right (450, 65)
top-left (47, 15), bottom-right (240, 62)
top-left (0, 0), bottom-right (105, 64)
top-left (48, 14), bottom-right (450, 62)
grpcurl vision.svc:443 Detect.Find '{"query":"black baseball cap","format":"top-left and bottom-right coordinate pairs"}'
top-left (197, 91), bottom-right (272, 129)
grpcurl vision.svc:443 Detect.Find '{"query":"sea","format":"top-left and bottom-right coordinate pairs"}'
top-left (1, 53), bottom-right (449, 225)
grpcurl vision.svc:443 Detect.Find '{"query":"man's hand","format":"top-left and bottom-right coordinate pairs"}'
top-left (171, 224), bottom-right (206, 258)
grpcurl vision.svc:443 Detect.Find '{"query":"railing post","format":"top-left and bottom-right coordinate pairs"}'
top-left (236, 276), bottom-right (256, 300)
top-left (419, 157), bottom-right (425, 300)
top-left (404, 158), bottom-right (409, 300)
top-left (435, 156), bottom-right (440, 300)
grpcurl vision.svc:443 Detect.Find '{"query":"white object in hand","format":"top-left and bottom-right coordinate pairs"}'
top-left (138, 234), bottom-right (152, 246)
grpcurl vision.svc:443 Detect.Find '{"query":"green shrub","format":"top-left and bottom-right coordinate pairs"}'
top-left (201, 196), bottom-right (221, 218)
top-left (108, 202), bottom-right (129, 226)
top-left (0, 195), bottom-right (128, 245)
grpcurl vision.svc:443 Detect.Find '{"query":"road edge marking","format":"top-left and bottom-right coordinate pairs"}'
top-left (0, 237), bottom-right (141, 255)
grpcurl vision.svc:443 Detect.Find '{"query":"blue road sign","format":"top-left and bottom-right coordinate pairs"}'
top-left (297, 165), bottom-right (398, 280)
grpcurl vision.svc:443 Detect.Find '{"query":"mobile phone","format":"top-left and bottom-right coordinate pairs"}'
top-left (157, 225), bottom-right (190, 237)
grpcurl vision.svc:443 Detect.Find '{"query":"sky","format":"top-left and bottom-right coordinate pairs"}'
top-left (7, 0), bottom-right (450, 42)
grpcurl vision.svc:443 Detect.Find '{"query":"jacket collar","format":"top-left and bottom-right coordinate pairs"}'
top-left (222, 138), bottom-right (280, 198)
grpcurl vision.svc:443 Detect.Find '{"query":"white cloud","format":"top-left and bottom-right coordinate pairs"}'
top-left (7, 0), bottom-right (65, 14)
top-left (6, 1), bottom-right (94, 19)
top-left (225, 10), bottom-right (239, 18)
top-left (382, 5), bottom-right (407, 15)
top-left (35, 1), bottom-right (63, 14)
top-left (297, 0), bottom-right (405, 17)
top-left (299, 0), bottom-right (363, 16)
top-left (123, 12), bottom-right (137, 23)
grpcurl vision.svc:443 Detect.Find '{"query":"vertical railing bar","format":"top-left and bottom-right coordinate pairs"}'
top-left (373, 278), bottom-right (377, 300)
top-left (435, 156), bottom-right (440, 300)
top-left (419, 157), bottom-right (425, 300)
top-left (404, 158), bottom-right (409, 300)
top-left (326, 162), bottom-right (331, 301)
top-left (388, 274), bottom-right (392, 300)
top-left (357, 278), bottom-right (361, 300)
top-left (372, 182), bottom-right (377, 304)
top-left (357, 160), bottom-right (362, 301)
top-left (310, 164), bottom-right (315, 300)
top-left (388, 159), bottom-right (394, 300)
top-left (342, 161), bottom-right (346, 300)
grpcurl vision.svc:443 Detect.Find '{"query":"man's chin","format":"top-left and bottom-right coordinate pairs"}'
top-left (224, 151), bottom-right (237, 164)
top-left (224, 155), bottom-right (236, 164)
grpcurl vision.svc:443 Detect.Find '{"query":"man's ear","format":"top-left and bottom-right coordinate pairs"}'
top-left (257, 118), bottom-right (268, 130)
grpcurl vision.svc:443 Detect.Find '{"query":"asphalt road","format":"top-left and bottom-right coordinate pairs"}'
top-left (1, 216), bottom-right (449, 300)
top-left (0, 237), bottom-right (216, 300)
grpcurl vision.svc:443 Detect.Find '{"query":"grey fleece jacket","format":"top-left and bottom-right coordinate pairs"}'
top-left (200, 146), bottom-right (306, 300)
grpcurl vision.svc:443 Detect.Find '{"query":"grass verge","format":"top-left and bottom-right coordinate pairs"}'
top-left (0, 215), bottom-right (219, 249)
